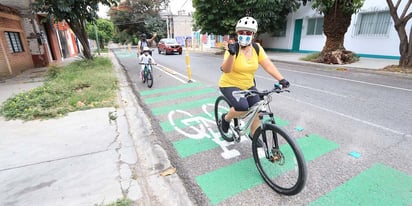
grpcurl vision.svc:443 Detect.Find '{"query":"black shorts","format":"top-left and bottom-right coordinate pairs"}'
top-left (219, 86), bottom-right (260, 111)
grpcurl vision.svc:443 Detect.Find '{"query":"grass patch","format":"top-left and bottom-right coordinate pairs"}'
top-left (105, 198), bottom-right (132, 206)
top-left (0, 57), bottom-right (118, 120)
top-left (100, 48), bottom-right (109, 53)
top-left (383, 65), bottom-right (412, 73)
top-left (300, 51), bottom-right (360, 63)
top-left (92, 47), bottom-right (109, 54)
top-left (300, 52), bottom-right (320, 61)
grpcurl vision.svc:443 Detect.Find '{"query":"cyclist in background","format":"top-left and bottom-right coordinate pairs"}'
top-left (139, 47), bottom-right (156, 82)
top-left (137, 32), bottom-right (157, 56)
top-left (219, 16), bottom-right (290, 144)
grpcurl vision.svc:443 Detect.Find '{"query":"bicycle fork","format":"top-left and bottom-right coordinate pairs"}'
top-left (259, 113), bottom-right (285, 165)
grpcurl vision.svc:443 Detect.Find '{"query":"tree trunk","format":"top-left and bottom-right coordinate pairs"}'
top-left (316, 1), bottom-right (355, 64)
top-left (386, 0), bottom-right (412, 70)
top-left (100, 39), bottom-right (105, 49)
top-left (394, 18), bottom-right (412, 68)
top-left (398, 33), bottom-right (412, 67)
top-left (67, 20), bottom-right (93, 60)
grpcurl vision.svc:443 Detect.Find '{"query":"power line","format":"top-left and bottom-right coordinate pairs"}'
top-left (179, 0), bottom-right (189, 11)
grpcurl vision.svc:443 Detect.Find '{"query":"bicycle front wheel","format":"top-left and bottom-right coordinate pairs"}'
top-left (252, 123), bottom-right (307, 195)
top-left (214, 96), bottom-right (234, 142)
top-left (141, 71), bottom-right (145, 82)
top-left (146, 70), bottom-right (153, 88)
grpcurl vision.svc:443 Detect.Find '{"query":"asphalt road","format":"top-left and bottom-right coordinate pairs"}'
top-left (113, 47), bottom-right (412, 206)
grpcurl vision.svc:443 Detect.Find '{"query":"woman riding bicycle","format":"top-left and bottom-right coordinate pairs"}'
top-left (219, 16), bottom-right (290, 143)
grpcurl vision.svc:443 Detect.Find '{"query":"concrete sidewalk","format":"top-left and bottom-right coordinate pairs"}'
top-left (0, 49), bottom-right (404, 206)
top-left (265, 51), bottom-right (399, 71)
top-left (0, 54), bottom-right (193, 206)
top-left (193, 47), bottom-right (400, 71)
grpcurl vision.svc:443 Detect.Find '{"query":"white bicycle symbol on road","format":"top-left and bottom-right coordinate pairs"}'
top-left (168, 103), bottom-right (243, 159)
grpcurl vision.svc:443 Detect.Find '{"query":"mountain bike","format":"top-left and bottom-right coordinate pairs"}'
top-left (139, 62), bottom-right (156, 88)
top-left (214, 84), bottom-right (307, 195)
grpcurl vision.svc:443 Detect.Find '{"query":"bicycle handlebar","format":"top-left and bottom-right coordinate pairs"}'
top-left (232, 84), bottom-right (289, 102)
top-left (139, 63), bottom-right (157, 65)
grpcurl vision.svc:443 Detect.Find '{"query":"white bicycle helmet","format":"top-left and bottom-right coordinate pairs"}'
top-left (235, 16), bottom-right (258, 33)
top-left (143, 47), bottom-right (150, 52)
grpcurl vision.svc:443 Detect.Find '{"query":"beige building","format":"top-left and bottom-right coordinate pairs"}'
top-left (169, 12), bottom-right (193, 47)
top-left (173, 14), bottom-right (192, 37)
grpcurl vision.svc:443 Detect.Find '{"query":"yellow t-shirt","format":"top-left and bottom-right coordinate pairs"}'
top-left (218, 44), bottom-right (267, 90)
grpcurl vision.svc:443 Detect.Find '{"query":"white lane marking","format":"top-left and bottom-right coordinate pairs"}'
top-left (294, 84), bottom-right (348, 98)
top-left (154, 64), bottom-right (196, 83)
top-left (255, 74), bottom-right (347, 98)
top-left (284, 95), bottom-right (411, 137)
top-left (282, 68), bottom-right (412, 92)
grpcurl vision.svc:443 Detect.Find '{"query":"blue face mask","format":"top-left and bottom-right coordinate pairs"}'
top-left (238, 35), bottom-right (253, 46)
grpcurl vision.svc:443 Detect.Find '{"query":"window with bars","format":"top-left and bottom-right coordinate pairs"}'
top-left (5, 31), bottom-right (24, 53)
top-left (357, 11), bottom-right (391, 36)
top-left (306, 17), bottom-right (324, 35)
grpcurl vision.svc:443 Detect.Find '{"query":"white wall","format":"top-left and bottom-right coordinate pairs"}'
top-left (262, 0), bottom-right (412, 58)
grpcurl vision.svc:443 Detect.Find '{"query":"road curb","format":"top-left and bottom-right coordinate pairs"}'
top-left (109, 52), bottom-right (194, 205)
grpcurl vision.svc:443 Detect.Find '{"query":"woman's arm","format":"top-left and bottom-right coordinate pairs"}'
top-left (220, 41), bottom-right (236, 73)
top-left (221, 54), bottom-right (235, 73)
top-left (150, 56), bottom-right (156, 64)
top-left (148, 32), bottom-right (157, 45)
top-left (260, 57), bottom-right (284, 81)
top-left (137, 41), bottom-right (141, 55)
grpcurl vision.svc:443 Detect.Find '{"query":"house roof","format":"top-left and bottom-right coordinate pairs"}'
top-left (0, 4), bottom-right (20, 16)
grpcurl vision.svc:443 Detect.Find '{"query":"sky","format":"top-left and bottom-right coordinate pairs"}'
top-left (169, 0), bottom-right (194, 14)
top-left (97, 0), bottom-right (194, 18)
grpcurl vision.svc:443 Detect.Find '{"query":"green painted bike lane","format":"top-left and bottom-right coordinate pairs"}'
top-left (196, 134), bottom-right (339, 204)
top-left (141, 83), bottom-right (412, 206)
top-left (309, 163), bottom-right (412, 206)
top-left (112, 49), bottom-right (137, 59)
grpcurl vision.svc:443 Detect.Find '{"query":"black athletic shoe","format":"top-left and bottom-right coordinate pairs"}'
top-left (221, 113), bottom-right (230, 133)
top-left (249, 133), bottom-right (263, 148)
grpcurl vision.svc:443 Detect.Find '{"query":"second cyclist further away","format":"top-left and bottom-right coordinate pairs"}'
top-left (139, 47), bottom-right (156, 82)
top-left (219, 16), bottom-right (290, 145)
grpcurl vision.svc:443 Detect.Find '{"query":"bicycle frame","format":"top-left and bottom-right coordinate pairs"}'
top-left (143, 64), bottom-right (151, 74)
top-left (229, 95), bottom-right (274, 141)
top-left (228, 91), bottom-right (286, 164)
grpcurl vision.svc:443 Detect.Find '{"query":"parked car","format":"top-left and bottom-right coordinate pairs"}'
top-left (157, 38), bottom-right (182, 55)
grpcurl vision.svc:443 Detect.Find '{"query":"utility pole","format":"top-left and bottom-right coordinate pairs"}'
top-left (94, 24), bottom-right (100, 55)
top-left (166, 16), bottom-right (169, 38)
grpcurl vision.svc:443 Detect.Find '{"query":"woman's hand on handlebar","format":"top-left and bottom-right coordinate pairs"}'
top-left (278, 79), bottom-right (290, 88)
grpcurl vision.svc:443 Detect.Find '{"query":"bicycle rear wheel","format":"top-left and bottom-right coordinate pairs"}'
top-left (146, 70), bottom-right (153, 88)
top-left (214, 96), bottom-right (234, 142)
top-left (252, 123), bottom-right (307, 195)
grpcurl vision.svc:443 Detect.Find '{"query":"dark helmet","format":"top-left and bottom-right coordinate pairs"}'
top-left (140, 33), bottom-right (146, 39)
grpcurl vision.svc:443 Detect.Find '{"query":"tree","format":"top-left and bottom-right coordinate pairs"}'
top-left (386, 0), bottom-right (412, 69)
top-left (309, 0), bottom-right (364, 64)
top-left (109, 0), bottom-right (168, 43)
top-left (144, 15), bottom-right (167, 42)
top-left (192, 0), bottom-right (301, 36)
top-left (32, 0), bottom-right (118, 59)
top-left (86, 19), bottom-right (115, 49)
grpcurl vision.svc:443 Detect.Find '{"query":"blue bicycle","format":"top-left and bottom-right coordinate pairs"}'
top-left (139, 62), bottom-right (156, 88)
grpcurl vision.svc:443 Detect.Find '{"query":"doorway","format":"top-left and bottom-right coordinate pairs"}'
top-left (292, 19), bottom-right (303, 52)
